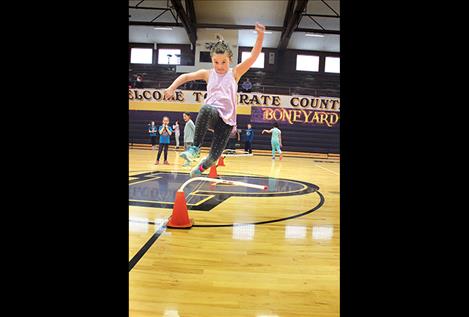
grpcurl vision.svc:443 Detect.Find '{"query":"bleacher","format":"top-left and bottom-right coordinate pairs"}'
top-left (129, 65), bottom-right (339, 97)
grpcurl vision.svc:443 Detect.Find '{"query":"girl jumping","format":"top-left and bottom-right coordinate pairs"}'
top-left (164, 23), bottom-right (265, 177)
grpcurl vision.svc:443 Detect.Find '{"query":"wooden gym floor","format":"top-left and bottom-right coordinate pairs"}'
top-left (129, 147), bottom-right (339, 317)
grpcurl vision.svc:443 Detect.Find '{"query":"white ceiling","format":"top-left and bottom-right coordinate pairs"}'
top-left (129, 26), bottom-right (190, 44)
top-left (290, 32), bottom-right (340, 51)
top-left (129, 0), bottom-right (340, 52)
top-left (194, 0), bottom-right (290, 26)
top-left (237, 29), bottom-right (282, 48)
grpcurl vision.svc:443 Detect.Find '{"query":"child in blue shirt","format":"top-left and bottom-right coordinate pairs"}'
top-left (244, 123), bottom-right (254, 154)
top-left (155, 116), bottom-right (173, 165)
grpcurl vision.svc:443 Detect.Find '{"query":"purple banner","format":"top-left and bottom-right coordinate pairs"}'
top-left (251, 107), bottom-right (340, 128)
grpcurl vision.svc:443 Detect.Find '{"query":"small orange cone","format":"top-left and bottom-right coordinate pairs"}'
top-left (167, 191), bottom-right (193, 229)
top-left (208, 165), bottom-right (219, 178)
top-left (217, 155), bottom-right (225, 166)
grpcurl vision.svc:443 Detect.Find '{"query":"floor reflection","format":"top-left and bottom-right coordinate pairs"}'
top-left (163, 309), bottom-right (180, 317)
top-left (232, 224), bottom-right (256, 240)
top-left (312, 224), bottom-right (334, 240)
top-left (284, 225), bottom-right (307, 239)
top-left (129, 217), bottom-right (148, 233)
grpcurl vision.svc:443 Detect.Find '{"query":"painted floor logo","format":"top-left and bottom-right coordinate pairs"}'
top-left (129, 171), bottom-right (319, 211)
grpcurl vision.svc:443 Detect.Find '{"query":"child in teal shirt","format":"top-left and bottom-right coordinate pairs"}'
top-left (262, 122), bottom-right (283, 160)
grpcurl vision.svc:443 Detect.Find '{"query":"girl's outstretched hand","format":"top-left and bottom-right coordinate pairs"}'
top-left (164, 87), bottom-right (175, 100)
top-left (255, 23), bottom-right (265, 34)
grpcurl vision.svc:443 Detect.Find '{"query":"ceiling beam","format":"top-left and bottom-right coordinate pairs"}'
top-left (278, 0), bottom-right (309, 50)
top-left (128, 6), bottom-right (171, 11)
top-left (129, 21), bottom-right (282, 31)
top-left (151, 10), bottom-right (170, 22)
top-left (320, 0), bottom-right (340, 17)
top-left (184, 0), bottom-right (197, 25)
top-left (302, 13), bottom-right (339, 19)
top-left (128, 22), bottom-right (340, 35)
top-left (283, 0), bottom-right (296, 28)
top-left (306, 15), bottom-right (326, 30)
top-left (197, 23), bottom-right (284, 31)
top-left (169, 0), bottom-right (197, 47)
top-left (129, 21), bottom-right (183, 27)
top-left (295, 28), bottom-right (339, 34)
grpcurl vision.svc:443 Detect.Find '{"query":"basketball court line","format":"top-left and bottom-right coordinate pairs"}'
top-left (193, 190), bottom-right (325, 227)
top-left (130, 147), bottom-right (339, 162)
top-left (129, 222), bottom-right (167, 272)
top-left (128, 190), bottom-right (325, 270)
top-left (129, 176), bottom-right (162, 185)
top-left (129, 192), bottom-right (214, 206)
top-left (129, 167), bottom-right (330, 269)
top-left (129, 190), bottom-right (324, 228)
top-left (314, 163), bottom-right (340, 176)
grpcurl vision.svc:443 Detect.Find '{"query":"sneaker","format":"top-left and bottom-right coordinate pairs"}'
top-left (190, 159), bottom-right (206, 178)
top-left (272, 157), bottom-right (275, 160)
top-left (154, 161), bottom-right (159, 165)
top-left (179, 145), bottom-right (200, 164)
top-left (164, 160), bottom-right (170, 165)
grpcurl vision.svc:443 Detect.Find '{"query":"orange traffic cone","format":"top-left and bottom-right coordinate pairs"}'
top-left (217, 155), bottom-right (225, 166)
top-left (167, 191), bottom-right (193, 229)
top-left (208, 165), bottom-right (219, 178)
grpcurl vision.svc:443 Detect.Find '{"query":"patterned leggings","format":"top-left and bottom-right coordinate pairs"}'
top-left (194, 104), bottom-right (233, 169)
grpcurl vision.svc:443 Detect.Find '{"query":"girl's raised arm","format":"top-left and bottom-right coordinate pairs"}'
top-left (234, 23), bottom-right (265, 81)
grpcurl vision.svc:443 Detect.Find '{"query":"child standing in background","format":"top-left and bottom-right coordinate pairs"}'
top-left (182, 113), bottom-right (196, 167)
top-left (148, 121), bottom-right (157, 151)
top-left (182, 112), bottom-right (195, 150)
top-left (164, 22), bottom-right (265, 177)
top-left (155, 116), bottom-right (173, 165)
top-left (244, 123), bottom-right (254, 154)
top-left (262, 122), bottom-right (283, 160)
top-left (173, 120), bottom-right (180, 149)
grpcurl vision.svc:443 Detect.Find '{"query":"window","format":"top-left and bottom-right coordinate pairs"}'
top-left (158, 49), bottom-right (181, 65)
top-left (325, 56), bottom-right (340, 73)
top-left (199, 51), bottom-right (211, 63)
top-left (241, 51), bottom-right (265, 68)
top-left (296, 55), bottom-right (319, 72)
top-left (130, 48), bottom-right (153, 64)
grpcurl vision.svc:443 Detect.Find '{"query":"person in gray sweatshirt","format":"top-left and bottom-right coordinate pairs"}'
top-left (182, 112), bottom-right (196, 166)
